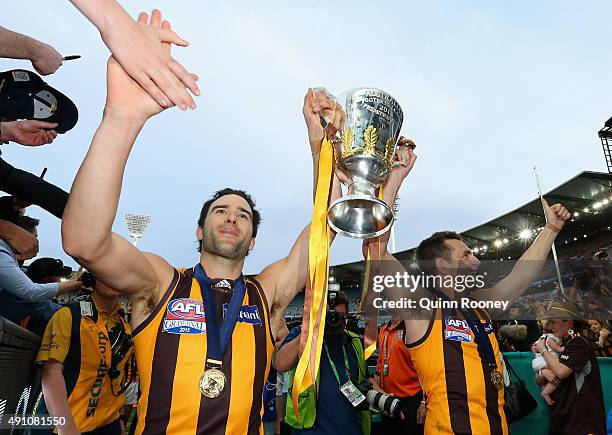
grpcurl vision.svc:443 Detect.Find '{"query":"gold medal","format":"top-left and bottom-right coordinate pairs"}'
top-left (199, 368), bottom-right (227, 398)
top-left (490, 369), bottom-right (504, 391)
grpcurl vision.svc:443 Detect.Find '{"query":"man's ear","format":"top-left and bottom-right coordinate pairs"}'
top-left (196, 226), bottom-right (203, 242)
top-left (248, 237), bottom-right (256, 252)
top-left (435, 258), bottom-right (448, 276)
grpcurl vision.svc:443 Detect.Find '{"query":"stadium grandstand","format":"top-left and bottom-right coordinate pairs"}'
top-left (285, 170), bottom-right (612, 318)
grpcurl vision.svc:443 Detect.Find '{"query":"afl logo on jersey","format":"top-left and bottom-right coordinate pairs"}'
top-left (444, 316), bottom-right (472, 342)
top-left (163, 298), bottom-right (207, 334)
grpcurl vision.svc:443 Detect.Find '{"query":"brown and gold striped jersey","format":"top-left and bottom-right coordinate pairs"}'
top-left (407, 307), bottom-right (508, 435)
top-left (133, 268), bottom-right (274, 435)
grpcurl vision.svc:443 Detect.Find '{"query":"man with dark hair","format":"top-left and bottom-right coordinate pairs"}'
top-left (197, 188), bottom-right (261, 254)
top-left (62, 12), bottom-right (340, 435)
top-left (362, 147), bottom-right (570, 434)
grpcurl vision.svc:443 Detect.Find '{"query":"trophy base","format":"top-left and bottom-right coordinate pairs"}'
top-left (327, 194), bottom-right (394, 239)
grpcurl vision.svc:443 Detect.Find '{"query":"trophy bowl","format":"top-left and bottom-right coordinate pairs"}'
top-left (324, 87), bottom-right (404, 239)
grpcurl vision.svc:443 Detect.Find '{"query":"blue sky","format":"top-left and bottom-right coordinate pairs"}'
top-left (2, 1), bottom-right (610, 274)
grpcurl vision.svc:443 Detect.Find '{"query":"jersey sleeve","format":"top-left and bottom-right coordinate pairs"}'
top-left (36, 306), bottom-right (72, 364)
top-left (558, 336), bottom-right (590, 373)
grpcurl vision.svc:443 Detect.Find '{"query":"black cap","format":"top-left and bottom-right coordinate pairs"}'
top-left (26, 257), bottom-right (72, 283)
top-left (0, 69), bottom-right (78, 133)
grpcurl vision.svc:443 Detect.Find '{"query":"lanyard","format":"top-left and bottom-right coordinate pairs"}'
top-left (432, 288), bottom-right (498, 371)
top-left (193, 264), bottom-right (247, 369)
top-left (323, 341), bottom-right (351, 387)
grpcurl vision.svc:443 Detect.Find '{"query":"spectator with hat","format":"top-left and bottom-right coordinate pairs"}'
top-left (533, 300), bottom-right (606, 435)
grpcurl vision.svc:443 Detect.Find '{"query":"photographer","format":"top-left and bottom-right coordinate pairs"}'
top-left (37, 277), bottom-right (135, 435)
top-left (372, 319), bottom-right (426, 434)
top-left (275, 291), bottom-right (371, 435)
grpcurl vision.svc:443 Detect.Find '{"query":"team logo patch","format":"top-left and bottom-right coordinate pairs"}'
top-left (12, 71), bottom-right (30, 82)
top-left (163, 298), bottom-right (207, 334)
top-left (223, 303), bottom-right (262, 325)
top-left (444, 316), bottom-right (473, 342)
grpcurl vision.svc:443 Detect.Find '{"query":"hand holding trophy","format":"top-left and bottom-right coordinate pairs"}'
top-left (314, 87), bottom-right (404, 238)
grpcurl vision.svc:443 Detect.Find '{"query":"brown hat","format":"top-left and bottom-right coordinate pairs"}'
top-left (547, 300), bottom-right (580, 320)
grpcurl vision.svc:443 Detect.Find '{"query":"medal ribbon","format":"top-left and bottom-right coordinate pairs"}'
top-left (194, 264), bottom-right (247, 368)
top-left (292, 135), bottom-right (333, 420)
top-left (432, 288), bottom-right (499, 372)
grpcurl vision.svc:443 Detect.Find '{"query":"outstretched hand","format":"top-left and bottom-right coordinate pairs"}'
top-left (101, 8), bottom-right (199, 110)
top-left (105, 10), bottom-right (198, 121)
top-left (0, 120), bottom-right (58, 146)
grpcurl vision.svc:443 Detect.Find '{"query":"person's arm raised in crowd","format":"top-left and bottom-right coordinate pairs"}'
top-left (69, 2), bottom-right (199, 110)
top-left (0, 160), bottom-right (68, 219)
top-left (471, 199), bottom-right (570, 313)
top-left (0, 246), bottom-right (82, 301)
top-left (256, 89), bottom-right (342, 337)
top-left (0, 219), bottom-right (38, 260)
top-left (41, 361), bottom-right (80, 435)
top-left (274, 333), bottom-right (300, 373)
top-left (62, 11), bottom-right (182, 297)
top-left (0, 26), bottom-right (62, 75)
top-left (0, 120), bottom-right (58, 146)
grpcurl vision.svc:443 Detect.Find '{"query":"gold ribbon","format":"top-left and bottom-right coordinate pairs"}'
top-left (292, 136), bottom-right (333, 420)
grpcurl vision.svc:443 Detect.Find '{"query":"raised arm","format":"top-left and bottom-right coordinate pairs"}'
top-left (62, 12), bottom-right (181, 296)
top-left (69, 3), bottom-right (199, 111)
top-left (0, 26), bottom-right (62, 75)
top-left (472, 198), bottom-right (570, 310)
top-left (257, 89), bottom-right (342, 335)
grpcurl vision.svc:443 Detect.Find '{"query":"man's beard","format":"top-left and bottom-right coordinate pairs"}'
top-left (202, 230), bottom-right (250, 261)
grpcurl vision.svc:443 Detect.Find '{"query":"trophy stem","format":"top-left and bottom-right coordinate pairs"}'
top-left (348, 178), bottom-right (376, 197)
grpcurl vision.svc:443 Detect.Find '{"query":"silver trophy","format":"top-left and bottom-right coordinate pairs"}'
top-left (320, 87), bottom-right (404, 238)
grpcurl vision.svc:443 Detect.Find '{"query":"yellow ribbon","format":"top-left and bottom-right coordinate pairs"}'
top-left (292, 136), bottom-right (333, 420)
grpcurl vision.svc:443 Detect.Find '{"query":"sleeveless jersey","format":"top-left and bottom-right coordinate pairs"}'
top-left (133, 268), bottom-right (274, 435)
top-left (407, 307), bottom-right (508, 435)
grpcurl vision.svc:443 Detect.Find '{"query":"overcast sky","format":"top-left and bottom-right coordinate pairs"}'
top-left (2, 1), bottom-right (610, 274)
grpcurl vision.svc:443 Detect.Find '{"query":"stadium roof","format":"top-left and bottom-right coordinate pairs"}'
top-left (330, 171), bottom-right (612, 282)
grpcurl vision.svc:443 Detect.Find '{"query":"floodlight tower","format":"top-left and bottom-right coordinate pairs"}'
top-left (599, 116), bottom-right (612, 173)
top-left (125, 213), bottom-right (152, 247)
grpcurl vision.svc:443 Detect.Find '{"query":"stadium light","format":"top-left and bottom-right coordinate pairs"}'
top-left (519, 229), bottom-right (532, 240)
top-left (593, 202), bottom-right (602, 209)
top-left (494, 240), bottom-right (503, 248)
top-left (482, 245), bottom-right (488, 251)
top-left (125, 213), bottom-right (152, 247)
top-left (583, 207), bottom-right (589, 213)
top-left (502, 238), bottom-right (509, 244)
top-left (573, 212), bottom-right (579, 217)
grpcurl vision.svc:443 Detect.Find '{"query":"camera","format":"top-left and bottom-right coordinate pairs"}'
top-left (80, 271), bottom-right (96, 289)
top-left (355, 380), bottom-right (405, 417)
top-left (325, 284), bottom-right (347, 335)
top-left (107, 322), bottom-right (133, 380)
